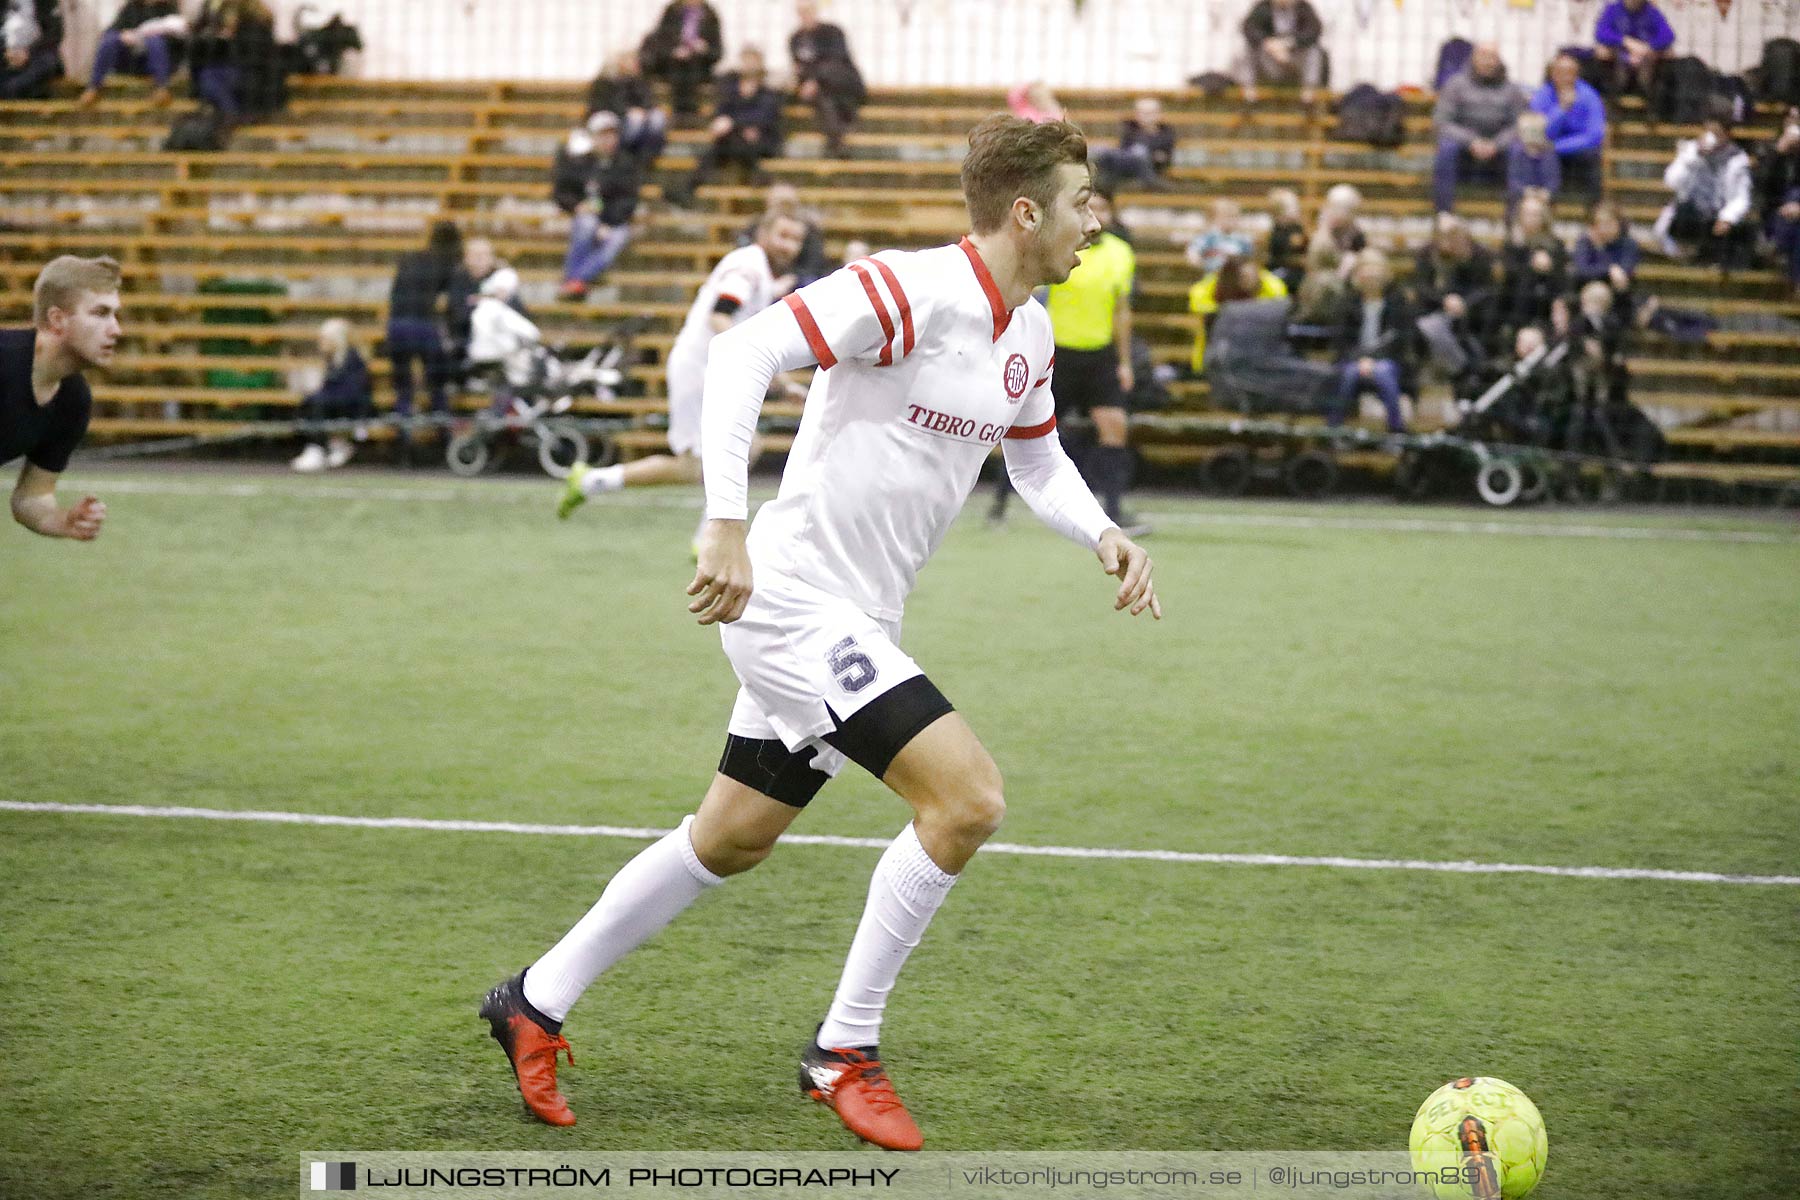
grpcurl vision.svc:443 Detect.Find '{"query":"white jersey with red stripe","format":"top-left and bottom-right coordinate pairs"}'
top-left (669, 242), bottom-right (785, 368)
top-left (743, 238), bottom-right (1064, 622)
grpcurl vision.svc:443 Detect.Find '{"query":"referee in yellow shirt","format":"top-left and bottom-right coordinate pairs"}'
top-left (990, 188), bottom-right (1145, 534)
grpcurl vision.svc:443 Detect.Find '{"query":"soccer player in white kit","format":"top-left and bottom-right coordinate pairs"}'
top-left (556, 209), bottom-right (810, 510)
top-left (484, 115), bottom-right (1160, 1149)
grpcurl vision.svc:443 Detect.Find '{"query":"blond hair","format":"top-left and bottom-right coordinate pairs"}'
top-left (319, 318), bottom-right (354, 367)
top-left (34, 255), bottom-right (122, 327)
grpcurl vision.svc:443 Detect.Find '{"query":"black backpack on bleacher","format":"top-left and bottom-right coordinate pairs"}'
top-left (1335, 84), bottom-right (1406, 149)
top-left (164, 107), bottom-right (231, 152)
top-left (1653, 56), bottom-right (1721, 123)
top-left (1759, 38), bottom-right (1800, 106)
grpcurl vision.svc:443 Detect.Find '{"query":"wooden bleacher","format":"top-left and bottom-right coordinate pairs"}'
top-left (1, 77), bottom-right (1796, 488)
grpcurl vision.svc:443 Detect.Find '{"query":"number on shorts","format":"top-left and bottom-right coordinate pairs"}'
top-left (827, 636), bottom-right (878, 693)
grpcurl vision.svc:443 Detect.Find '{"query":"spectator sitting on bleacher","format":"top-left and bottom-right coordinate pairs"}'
top-left (80, 0), bottom-right (186, 109)
top-left (1094, 96), bottom-right (1177, 191)
top-left (672, 46), bottom-right (783, 204)
top-left (1552, 279), bottom-right (1635, 461)
top-left (586, 49), bottom-right (668, 166)
top-left (1236, 0), bottom-right (1325, 108)
top-left (387, 221), bottom-right (461, 434)
top-left (1592, 0), bottom-right (1674, 103)
top-left (1327, 248), bottom-right (1414, 433)
top-left (1654, 109), bottom-right (1755, 272)
top-left (1185, 198), bottom-right (1254, 274)
top-left (1187, 254), bottom-right (1287, 375)
top-left (1432, 42), bottom-right (1528, 213)
top-left (736, 182), bottom-right (828, 288)
top-left (1572, 200), bottom-right (1643, 317)
top-left (1499, 192), bottom-right (1570, 336)
top-left (1531, 51), bottom-right (1606, 206)
top-left (1315, 183), bottom-right (1367, 254)
top-left (1007, 80), bottom-right (1063, 124)
top-left (290, 319), bottom-right (370, 473)
top-left (468, 268), bottom-right (542, 414)
top-left (789, 0), bottom-right (865, 158)
top-left (1291, 185), bottom-right (1365, 324)
top-left (1265, 187), bottom-right (1308, 291)
top-left (554, 113), bottom-right (643, 301)
top-left (1755, 108), bottom-right (1800, 294)
top-left (639, 0), bottom-right (721, 118)
top-left (188, 0), bottom-right (277, 126)
top-left (0, 0), bottom-right (62, 101)
top-left (1506, 112), bottom-right (1562, 214)
top-left (1414, 212), bottom-right (1499, 354)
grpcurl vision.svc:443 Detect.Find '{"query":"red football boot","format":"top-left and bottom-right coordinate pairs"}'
top-left (799, 1034), bottom-right (924, 1151)
top-left (479, 973), bottom-right (576, 1126)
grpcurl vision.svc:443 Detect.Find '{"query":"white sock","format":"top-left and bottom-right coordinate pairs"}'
top-left (816, 822), bottom-right (957, 1051)
top-left (523, 814), bottom-right (723, 1021)
top-left (578, 463), bottom-right (625, 497)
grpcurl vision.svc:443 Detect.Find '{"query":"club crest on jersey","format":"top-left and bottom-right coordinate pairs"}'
top-left (1002, 353), bottom-right (1029, 402)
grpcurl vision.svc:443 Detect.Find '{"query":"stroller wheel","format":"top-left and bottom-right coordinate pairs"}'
top-left (587, 434), bottom-right (620, 469)
top-left (537, 422), bottom-right (589, 479)
top-left (1201, 446), bottom-right (1252, 496)
top-left (1476, 458), bottom-right (1524, 507)
top-left (1517, 457), bottom-right (1551, 504)
top-left (1392, 449), bottom-right (1434, 501)
top-left (1282, 449), bottom-right (1338, 500)
top-left (446, 429), bottom-right (491, 477)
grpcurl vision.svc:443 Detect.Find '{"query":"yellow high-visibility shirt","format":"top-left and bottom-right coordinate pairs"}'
top-left (1045, 231), bottom-right (1135, 351)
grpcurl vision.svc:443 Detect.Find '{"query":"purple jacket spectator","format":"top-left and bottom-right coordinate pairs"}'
top-left (1530, 79), bottom-right (1606, 157)
top-left (1595, 2), bottom-right (1675, 53)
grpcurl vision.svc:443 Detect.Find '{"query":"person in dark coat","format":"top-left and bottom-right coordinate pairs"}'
top-left (1756, 109), bottom-right (1800, 293)
top-left (673, 47), bottom-right (784, 203)
top-left (1237, 0), bottom-right (1326, 105)
top-left (1327, 248), bottom-right (1416, 432)
top-left (188, 0), bottom-right (278, 125)
top-left (1572, 201), bottom-right (1643, 319)
top-left (80, 0), bottom-right (185, 108)
top-left (555, 113), bottom-right (645, 299)
top-left (0, 0), bottom-right (64, 100)
top-left (290, 319), bottom-right (373, 472)
top-left (790, 0), bottom-right (865, 157)
top-left (1094, 96), bottom-right (1178, 190)
top-left (585, 49), bottom-right (669, 166)
top-left (1414, 213), bottom-right (1500, 353)
top-left (639, 0), bottom-right (722, 117)
top-left (387, 222), bottom-right (461, 430)
top-left (1498, 193), bottom-right (1571, 337)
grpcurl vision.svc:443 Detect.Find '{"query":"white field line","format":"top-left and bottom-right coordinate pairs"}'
top-left (2, 801), bottom-right (1794, 887)
top-left (74, 476), bottom-right (1800, 545)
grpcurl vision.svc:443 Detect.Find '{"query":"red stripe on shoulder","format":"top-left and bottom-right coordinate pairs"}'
top-left (1005, 416), bottom-right (1057, 440)
top-left (868, 258), bottom-right (915, 358)
top-left (784, 293), bottom-right (836, 370)
top-left (848, 261), bottom-right (896, 366)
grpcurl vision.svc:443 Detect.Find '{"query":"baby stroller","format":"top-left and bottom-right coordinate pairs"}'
top-left (1202, 300), bottom-right (1346, 499)
top-left (1204, 299), bottom-right (1337, 416)
top-left (447, 317), bottom-right (646, 477)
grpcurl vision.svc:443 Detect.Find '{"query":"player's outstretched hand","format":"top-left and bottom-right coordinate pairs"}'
top-left (63, 495), bottom-right (106, 541)
top-left (688, 518), bottom-right (753, 625)
top-left (1096, 527), bottom-right (1161, 620)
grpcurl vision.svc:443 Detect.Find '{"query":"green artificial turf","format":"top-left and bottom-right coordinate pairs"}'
top-left (2, 470), bottom-right (1795, 1199)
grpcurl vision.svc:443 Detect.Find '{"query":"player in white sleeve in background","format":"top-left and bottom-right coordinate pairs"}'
top-left (557, 209), bottom-right (811, 514)
top-left (484, 115), bottom-right (1160, 1150)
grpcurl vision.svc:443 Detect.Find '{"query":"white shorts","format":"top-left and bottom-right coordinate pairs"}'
top-left (719, 572), bottom-right (924, 780)
top-left (665, 346), bottom-right (705, 457)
